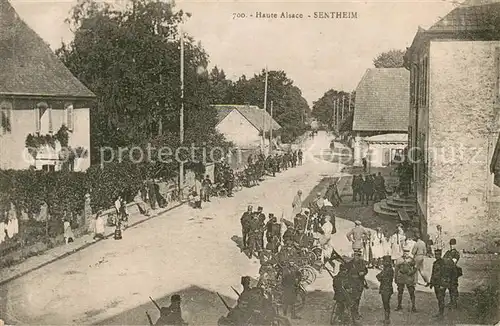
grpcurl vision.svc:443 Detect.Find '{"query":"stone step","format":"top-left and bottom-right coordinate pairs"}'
top-left (373, 202), bottom-right (398, 217)
top-left (390, 196), bottom-right (417, 205)
top-left (379, 199), bottom-right (415, 213)
top-left (385, 198), bottom-right (416, 210)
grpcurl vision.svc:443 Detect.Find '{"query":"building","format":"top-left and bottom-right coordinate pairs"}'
top-left (406, 1), bottom-right (500, 249)
top-left (0, 0), bottom-right (95, 172)
top-left (352, 68), bottom-right (410, 168)
top-left (213, 104), bottom-right (281, 150)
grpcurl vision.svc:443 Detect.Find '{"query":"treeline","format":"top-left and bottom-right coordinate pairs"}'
top-left (56, 0), bottom-right (311, 168)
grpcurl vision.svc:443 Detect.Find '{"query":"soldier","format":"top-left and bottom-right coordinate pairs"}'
top-left (155, 294), bottom-right (188, 326)
top-left (347, 221), bottom-right (368, 254)
top-left (348, 248), bottom-right (368, 320)
top-left (298, 149), bottom-right (303, 165)
top-left (443, 239), bottom-right (461, 309)
top-left (332, 263), bottom-right (354, 325)
top-left (282, 225), bottom-right (296, 246)
top-left (265, 214), bottom-right (281, 253)
top-left (429, 248), bottom-right (447, 320)
top-left (275, 154), bottom-right (281, 173)
top-left (240, 206), bottom-right (253, 250)
top-left (248, 213), bottom-right (262, 258)
top-left (394, 245), bottom-right (417, 312)
top-left (281, 262), bottom-right (301, 319)
top-left (293, 210), bottom-right (307, 234)
top-left (376, 255), bottom-right (394, 325)
top-left (256, 207), bottom-right (266, 250)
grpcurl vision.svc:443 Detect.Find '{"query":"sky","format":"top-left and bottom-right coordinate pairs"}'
top-left (10, 0), bottom-right (457, 106)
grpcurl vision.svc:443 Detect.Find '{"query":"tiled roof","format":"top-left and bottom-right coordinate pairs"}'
top-left (364, 133), bottom-right (408, 143)
top-left (352, 68), bottom-right (409, 132)
top-left (429, 1), bottom-right (500, 33)
top-left (212, 105), bottom-right (282, 131)
top-left (0, 0), bottom-right (95, 98)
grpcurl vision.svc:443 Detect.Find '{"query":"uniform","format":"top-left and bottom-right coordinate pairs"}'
top-left (248, 216), bottom-right (262, 257)
top-left (376, 256), bottom-right (394, 324)
top-left (240, 209), bottom-right (253, 249)
top-left (256, 209), bottom-right (266, 249)
top-left (332, 267), bottom-right (354, 324)
top-left (394, 251), bottom-right (417, 311)
top-left (430, 250), bottom-right (448, 318)
top-left (266, 217), bottom-right (281, 253)
top-left (281, 264), bottom-right (301, 318)
top-left (348, 251), bottom-right (368, 319)
top-left (443, 245), bottom-right (461, 308)
top-left (346, 224), bottom-right (368, 251)
top-left (294, 213), bottom-right (307, 234)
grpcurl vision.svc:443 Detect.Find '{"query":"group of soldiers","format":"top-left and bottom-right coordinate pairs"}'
top-left (351, 172), bottom-right (386, 205)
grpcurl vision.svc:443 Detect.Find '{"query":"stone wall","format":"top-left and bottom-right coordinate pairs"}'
top-left (427, 40), bottom-right (500, 250)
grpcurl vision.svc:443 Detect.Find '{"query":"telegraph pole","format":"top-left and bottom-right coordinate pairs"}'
top-left (270, 101), bottom-right (273, 151)
top-left (262, 67), bottom-right (268, 153)
top-left (179, 27), bottom-right (185, 198)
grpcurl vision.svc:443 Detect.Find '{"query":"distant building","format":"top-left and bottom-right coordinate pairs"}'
top-left (352, 68), bottom-right (410, 168)
top-left (0, 0), bottom-right (95, 171)
top-left (406, 1), bottom-right (500, 248)
top-left (213, 104), bottom-right (281, 150)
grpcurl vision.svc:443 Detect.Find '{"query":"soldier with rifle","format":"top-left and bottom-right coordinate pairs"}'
top-left (347, 248), bottom-right (368, 321)
top-left (147, 295), bottom-right (188, 326)
top-left (331, 263), bottom-right (355, 325)
top-left (376, 255), bottom-right (394, 325)
top-left (248, 213), bottom-right (262, 258)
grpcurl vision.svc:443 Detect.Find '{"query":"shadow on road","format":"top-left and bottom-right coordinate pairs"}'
top-left (95, 285), bottom-right (235, 326)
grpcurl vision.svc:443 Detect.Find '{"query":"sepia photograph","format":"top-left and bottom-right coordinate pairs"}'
top-left (0, 0), bottom-right (499, 324)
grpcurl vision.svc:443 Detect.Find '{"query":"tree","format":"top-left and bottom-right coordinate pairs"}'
top-left (312, 89), bottom-right (352, 129)
top-left (57, 0), bottom-right (229, 165)
top-left (225, 70), bottom-right (311, 142)
top-left (373, 49), bottom-right (406, 68)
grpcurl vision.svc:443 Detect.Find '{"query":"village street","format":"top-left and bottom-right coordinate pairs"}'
top-left (0, 131), bottom-right (342, 325)
top-left (0, 131), bottom-right (493, 326)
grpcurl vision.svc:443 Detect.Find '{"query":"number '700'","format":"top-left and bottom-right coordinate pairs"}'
top-left (233, 13), bottom-right (246, 19)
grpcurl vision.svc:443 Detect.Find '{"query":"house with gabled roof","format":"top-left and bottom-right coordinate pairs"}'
top-left (352, 68), bottom-right (410, 168)
top-left (0, 0), bottom-right (95, 172)
top-left (406, 0), bottom-right (500, 249)
top-left (212, 104), bottom-right (281, 150)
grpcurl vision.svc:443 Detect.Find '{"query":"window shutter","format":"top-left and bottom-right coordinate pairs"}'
top-left (48, 106), bottom-right (53, 133)
top-left (35, 106), bottom-right (40, 133)
top-left (66, 104), bottom-right (74, 131)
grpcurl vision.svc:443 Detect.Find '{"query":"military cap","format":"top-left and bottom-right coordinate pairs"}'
top-left (171, 294), bottom-right (181, 302)
top-left (382, 255), bottom-right (392, 264)
top-left (354, 220), bottom-right (362, 226)
top-left (269, 213), bottom-right (274, 218)
top-left (241, 276), bottom-right (251, 284)
top-left (450, 238), bottom-right (457, 245)
top-left (257, 206), bottom-right (263, 211)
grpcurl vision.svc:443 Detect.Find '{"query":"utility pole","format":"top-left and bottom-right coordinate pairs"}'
top-left (179, 27), bottom-right (185, 198)
top-left (262, 67), bottom-right (268, 153)
top-left (341, 95), bottom-right (345, 122)
top-left (270, 101), bottom-right (273, 151)
top-left (348, 92), bottom-right (352, 112)
top-left (336, 98), bottom-right (339, 132)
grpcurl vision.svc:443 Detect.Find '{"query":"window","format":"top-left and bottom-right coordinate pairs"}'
top-left (42, 164), bottom-right (55, 172)
top-left (36, 102), bottom-right (49, 133)
top-left (1, 101), bottom-right (12, 134)
top-left (65, 103), bottom-right (74, 131)
top-left (48, 106), bottom-right (53, 133)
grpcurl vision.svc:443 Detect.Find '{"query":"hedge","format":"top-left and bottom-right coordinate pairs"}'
top-left (0, 161), bottom-right (157, 225)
